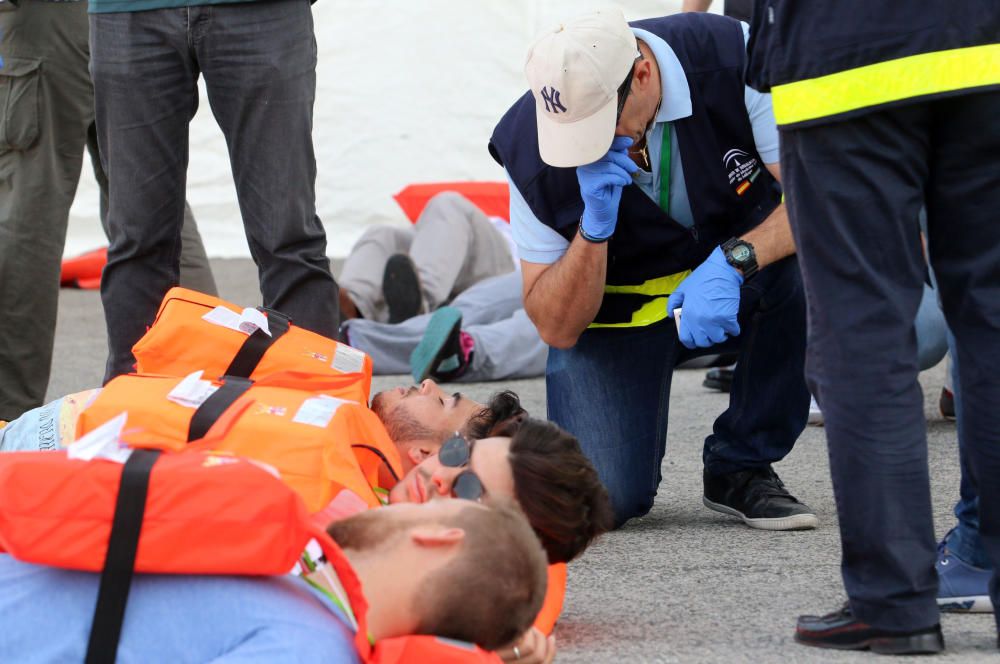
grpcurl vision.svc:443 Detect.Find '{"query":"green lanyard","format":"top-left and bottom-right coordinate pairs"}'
top-left (658, 123), bottom-right (672, 214)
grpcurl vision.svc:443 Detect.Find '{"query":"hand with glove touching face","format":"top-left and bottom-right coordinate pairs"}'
top-left (668, 246), bottom-right (743, 349)
top-left (576, 137), bottom-right (639, 242)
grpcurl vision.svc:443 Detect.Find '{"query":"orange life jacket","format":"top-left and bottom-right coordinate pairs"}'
top-left (370, 636), bottom-right (502, 663)
top-left (0, 449), bottom-right (373, 662)
top-left (0, 450), bottom-right (512, 664)
top-left (131, 287), bottom-right (373, 397)
top-left (535, 563), bottom-right (566, 635)
top-left (75, 372), bottom-right (402, 512)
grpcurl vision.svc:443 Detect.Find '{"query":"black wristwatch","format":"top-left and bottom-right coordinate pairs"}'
top-left (721, 237), bottom-right (758, 280)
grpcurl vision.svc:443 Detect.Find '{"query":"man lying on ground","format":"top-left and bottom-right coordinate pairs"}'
top-left (338, 191), bottom-right (546, 384)
top-left (0, 499), bottom-right (547, 662)
top-left (0, 382), bottom-right (609, 663)
top-left (1, 379), bottom-right (502, 471)
top-left (0, 381), bottom-right (613, 559)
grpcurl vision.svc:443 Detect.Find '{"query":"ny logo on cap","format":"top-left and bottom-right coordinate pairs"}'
top-left (540, 87), bottom-right (567, 114)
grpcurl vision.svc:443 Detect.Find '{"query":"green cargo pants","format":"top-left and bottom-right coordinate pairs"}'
top-left (0, 0), bottom-right (217, 419)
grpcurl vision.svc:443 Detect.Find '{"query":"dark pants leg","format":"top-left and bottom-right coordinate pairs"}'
top-left (197, 0), bottom-right (339, 337)
top-left (922, 91), bottom-right (1000, 630)
top-left (699, 256), bottom-right (809, 476)
top-left (781, 105), bottom-right (938, 631)
top-left (90, 10), bottom-right (198, 380)
top-left (0, 2), bottom-right (92, 418)
top-left (546, 256), bottom-right (807, 526)
top-left (92, 2), bottom-right (337, 381)
top-left (87, 121), bottom-right (218, 296)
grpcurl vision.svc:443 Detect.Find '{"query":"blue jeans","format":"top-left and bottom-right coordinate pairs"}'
top-left (90, 0), bottom-right (340, 380)
top-left (547, 256), bottom-right (808, 526)
top-left (944, 329), bottom-right (991, 569)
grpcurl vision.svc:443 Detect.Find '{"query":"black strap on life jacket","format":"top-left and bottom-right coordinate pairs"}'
top-left (224, 308), bottom-right (291, 378)
top-left (351, 444), bottom-right (401, 483)
top-left (84, 449), bottom-right (162, 664)
top-left (187, 376), bottom-right (253, 442)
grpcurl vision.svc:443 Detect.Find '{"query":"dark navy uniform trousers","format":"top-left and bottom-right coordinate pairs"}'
top-left (781, 90), bottom-right (1000, 633)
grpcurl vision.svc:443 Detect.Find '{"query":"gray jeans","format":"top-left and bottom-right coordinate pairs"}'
top-left (90, 0), bottom-right (339, 381)
top-left (345, 272), bottom-right (546, 382)
top-left (0, 0), bottom-right (215, 419)
top-left (339, 192), bottom-right (513, 322)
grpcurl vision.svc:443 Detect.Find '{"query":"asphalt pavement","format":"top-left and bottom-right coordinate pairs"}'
top-left (47, 258), bottom-right (997, 663)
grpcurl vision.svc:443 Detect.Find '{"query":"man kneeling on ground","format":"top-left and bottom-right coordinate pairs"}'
top-left (0, 500), bottom-right (547, 662)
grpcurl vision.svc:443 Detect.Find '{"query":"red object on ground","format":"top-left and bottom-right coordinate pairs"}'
top-left (60, 247), bottom-right (107, 289)
top-left (393, 182), bottom-right (510, 223)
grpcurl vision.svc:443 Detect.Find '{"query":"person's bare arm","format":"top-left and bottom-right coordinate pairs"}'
top-left (521, 235), bottom-right (607, 349)
top-left (682, 0), bottom-right (713, 11)
top-left (737, 162), bottom-right (795, 272)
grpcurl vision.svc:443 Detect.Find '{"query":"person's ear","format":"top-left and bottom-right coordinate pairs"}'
top-left (406, 444), bottom-right (435, 466)
top-left (633, 58), bottom-right (653, 91)
top-left (410, 526), bottom-right (465, 549)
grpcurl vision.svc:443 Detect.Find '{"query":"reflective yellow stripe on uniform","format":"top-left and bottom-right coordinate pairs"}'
top-left (771, 44), bottom-right (1000, 127)
top-left (588, 271), bottom-right (691, 329)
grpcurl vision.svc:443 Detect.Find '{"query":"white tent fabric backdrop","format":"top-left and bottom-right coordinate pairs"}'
top-left (66, 1), bottom-right (704, 258)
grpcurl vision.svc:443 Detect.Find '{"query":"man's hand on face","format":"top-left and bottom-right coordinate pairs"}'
top-left (667, 246), bottom-right (743, 349)
top-left (576, 137), bottom-right (639, 241)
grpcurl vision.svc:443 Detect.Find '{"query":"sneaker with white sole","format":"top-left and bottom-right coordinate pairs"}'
top-left (703, 467), bottom-right (819, 531)
top-left (808, 395), bottom-right (824, 426)
top-left (937, 541), bottom-right (993, 613)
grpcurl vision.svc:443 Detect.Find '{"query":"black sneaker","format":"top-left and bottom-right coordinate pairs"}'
top-left (795, 604), bottom-right (944, 654)
top-left (382, 254), bottom-right (423, 324)
top-left (702, 366), bottom-right (734, 393)
top-left (703, 466), bottom-right (818, 530)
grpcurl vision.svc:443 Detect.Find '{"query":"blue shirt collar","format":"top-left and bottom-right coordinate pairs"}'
top-left (630, 27), bottom-right (692, 123)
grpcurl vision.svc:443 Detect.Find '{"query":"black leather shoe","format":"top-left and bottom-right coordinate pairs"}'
top-left (382, 254), bottom-right (423, 324)
top-left (703, 466), bottom-right (818, 530)
top-left (702, 367), bottom-right (734, 393)
top-left (939, 387), bottom-right (956, 421)
top-left (796, 604), bottom-right (944, 654)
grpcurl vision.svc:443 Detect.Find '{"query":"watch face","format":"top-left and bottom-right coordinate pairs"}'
top-left (731, 244), bottom-right (751, 262)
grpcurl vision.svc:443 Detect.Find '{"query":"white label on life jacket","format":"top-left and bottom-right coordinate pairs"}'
top-left (331, 343), bottom-right (366, 374)
top-left (68, 412), bottom-right (132, 464)
top-left (238, 307), bottom-right (270, 336)
top-left (292, 394), bottom-right (347, 428)
top-left (167, 370), bottom-right (219, 408)
top-left (201, 306), bottom-right (271, 337)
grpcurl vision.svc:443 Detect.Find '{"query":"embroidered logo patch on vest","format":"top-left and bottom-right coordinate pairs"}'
top-left (540, 87), bottom-right (568, 113)
top-left (723, 148), bottom-right (761, 195)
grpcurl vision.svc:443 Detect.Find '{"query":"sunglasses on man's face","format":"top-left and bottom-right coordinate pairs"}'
top-left (438, 434), bottom-right (484, 502)
top-left (615, 57), bottom-right (640, 124)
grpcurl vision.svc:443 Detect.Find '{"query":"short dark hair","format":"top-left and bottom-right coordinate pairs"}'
top-left (505, 419), bottom-right (614, 564)
top-left (415, 501), bottom-right (548, 650)
top-left (461, 390), bottom-right (527, 441)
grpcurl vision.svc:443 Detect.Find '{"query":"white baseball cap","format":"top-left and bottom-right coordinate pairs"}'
top-left (525, 8), bottom-right (639, 168)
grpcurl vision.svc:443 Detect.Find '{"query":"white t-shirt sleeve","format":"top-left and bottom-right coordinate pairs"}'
top-left (741, 22), bottom-right (780, 165)
top-left (506, 170), bottom-right (570, 265)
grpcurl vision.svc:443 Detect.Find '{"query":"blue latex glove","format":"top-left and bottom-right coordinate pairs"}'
top-left (576, 136), bottom-right (639, 240)
top-left (667, 246), bottom-right (743, 349)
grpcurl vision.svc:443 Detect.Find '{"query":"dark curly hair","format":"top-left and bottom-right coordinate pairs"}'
top-left (461, 390), bottom-right (527, 441)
